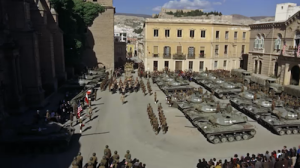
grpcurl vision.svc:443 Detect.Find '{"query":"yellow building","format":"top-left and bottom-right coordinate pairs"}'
top-left (126, 44), bottom-right (135, 57)
top-left (143, 18), bottom-right (250, 71)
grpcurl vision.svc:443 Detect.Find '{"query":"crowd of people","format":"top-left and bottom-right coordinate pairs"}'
top-left (72, 145), bottom-right (146, 168)
top-left (197, 146), bottom-right (300, 168)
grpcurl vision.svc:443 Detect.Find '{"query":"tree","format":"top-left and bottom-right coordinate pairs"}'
top-left (133, 27), bottom-right (143, 34)
top-left (49, 0), bottom-right (105, 66)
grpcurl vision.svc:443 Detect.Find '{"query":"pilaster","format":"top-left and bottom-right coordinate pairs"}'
top-left (283, 63), bottom-right (291, 85)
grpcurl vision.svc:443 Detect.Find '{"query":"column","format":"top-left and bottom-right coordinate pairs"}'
top-left (283, 63), bottom-right (291, 85)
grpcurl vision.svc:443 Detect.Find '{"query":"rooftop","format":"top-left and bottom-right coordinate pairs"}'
top-left (145, 18), bottom-right (249, 26)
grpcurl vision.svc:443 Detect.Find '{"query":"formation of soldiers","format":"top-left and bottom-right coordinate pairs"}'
top-left (146, 103), bottom-right (168, 134)
top-left (100, 72), bottom-right (109, 91)
top-left (71, 145), bottom-right (146, 168)
top-left (140, 78), bottom-right (147, 95)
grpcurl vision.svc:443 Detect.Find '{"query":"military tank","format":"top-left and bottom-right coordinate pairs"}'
top-left (193, 113), bottom-right (256, 143)
top-left (193, 72), bottom-right (208, 83)
top-left (213, 82), bottom-right (243, 99)
top-left (175, 76), bottom-right (189, 86)
top-left (181, 102), bottom-right (256, 143)
top-left (174, 94), bottom-right (203, 109)
top-left (0, 122), bottom-right (75, 153)
top-left (230, 91), bottom-right (263, 111)
top-left (198, 74), bottom-right (217, 88)
top-left (243, 98), bottom-right (274, 119)
top-left (205, 78), bottom-right (225, 91)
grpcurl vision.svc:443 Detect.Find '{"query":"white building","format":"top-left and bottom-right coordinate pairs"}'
top-left (275, 3), bottom-right (300, 21)
top-left (114, 32), bottom-right (127, 42)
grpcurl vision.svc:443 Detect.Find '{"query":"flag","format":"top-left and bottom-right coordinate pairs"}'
top-left (77, 104), bottom-right (82, 118)
top-left (85, 90), bottom-right (92, 104)
top-left (297, 45), bottom-right (300, 57)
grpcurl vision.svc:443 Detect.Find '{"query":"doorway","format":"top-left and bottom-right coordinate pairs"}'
top-left (175, 61), bottom-right (182, 71)
top-left (153, 61), bottom-right (158, 71)
top-left (290, 65), bottom-right (300, 85)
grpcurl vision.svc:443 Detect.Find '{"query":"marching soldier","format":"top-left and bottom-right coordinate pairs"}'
top-left (104, 145), bottom-right (111, 162)
top-left (120, 94), bottom-right (125, 104)
top-left (112, 151), bottom-right (120, 163)
top-left (79, 117), bottom-right (84, 133)
top-left (241, 85), bottom-right (244, 92)
top-left (158, 103), bottom-right (162, 112)
top-left (154, 92), bottom-right (157, 104)
top-left (254, 92), bottom-right (257, 101)
top-left (100, 156), bottom-right (107, 168)
top-left (76, 152), bottom-right (83, 168)
top-left (226, 103), bottom-right (233, 114)
top-left (87, 157), bottom-right (94, 168)
top-left (216, 102), bottom-right (221, 113)
top-left (88, 106), bottom-right (93, 121)
top-left (91, 153), bottom-right (97, 168)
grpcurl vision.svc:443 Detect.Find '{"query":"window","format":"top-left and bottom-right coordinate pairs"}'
top-left (243, 32), bottom-right (246, 39)
top-left (225, 31), bottom-right (229, 39)
top-left (223, 60), bottom-right (227, 67)
top-left (224, 45), bottom-right (228, 54)
top-left (164, 46), bottom-right (170, 56)
top-left (274, 34), bottom-right (282, 50)
top-left (190, 30), bottom-right (195, 38)
top-left (201, 30), bottom-right (206, 38)
top-left (199, 61), bottom-right (204, 71)
top-left (153, 61), bottom-right (158, 71)
top-left (242, 45), bottom-right (245, 54)
top-left (165, 29), bottom-right (170, 37)
top-left (214, 61), bottom-right (218, 68)
top-left (153, 46), bottom-right (158, 57)
top-left (200, 48), bottom-right (205, 58)
top-left (234, 32), bottom-right (238, 39)
top-left (177, 30), bottom-right (182, 37)
top-left (215, 45), bottom-right (219, 55)
top-left (165, 61), bottom-right (169, 68)
top-left (154, 29), bottom-right (158, 37)
top-left (188, 47), bottom-right (195, 57)
top-left (188, 61), bottom-right (193, 70)
top-left (216, 31), bottom-right (220, 39)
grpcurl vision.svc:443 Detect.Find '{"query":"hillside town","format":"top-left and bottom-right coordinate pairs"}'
top-left (0, 0), bottom-right (300, 168)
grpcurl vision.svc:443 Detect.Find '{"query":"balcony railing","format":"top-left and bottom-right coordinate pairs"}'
top-left (187, 54), bottom-right (195, 59)
top-left (153, 53), bottom-right (159, 57)
top-left (173, 53), bottom-right (186, 60)
top-left (199, 53), bottom-right (205, 58)
top-left (163, 53), bottom-right (171, 59)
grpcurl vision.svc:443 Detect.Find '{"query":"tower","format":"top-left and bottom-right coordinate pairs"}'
top-left (84, 0), bottom-right (115, 70)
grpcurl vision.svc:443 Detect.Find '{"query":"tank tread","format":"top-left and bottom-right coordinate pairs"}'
top-left (205, 129), bottom-right (256, 144)
top-left (229, 100), bottom-right (244, 112)
top-left (258, 119), bottom-right (300, 136)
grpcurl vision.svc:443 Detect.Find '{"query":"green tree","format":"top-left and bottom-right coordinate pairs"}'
top-left (49, 0), bottom-right (105, 66)
top-left (133, 27), bottom-right (143, 34)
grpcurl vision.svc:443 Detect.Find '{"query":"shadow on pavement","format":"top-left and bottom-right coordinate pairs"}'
top-left (81, 131), bottom-right (110, 137)
top-left (185, 126), bottom-right (196, 128)
top-left (83, 126), bottom-right (92, 132)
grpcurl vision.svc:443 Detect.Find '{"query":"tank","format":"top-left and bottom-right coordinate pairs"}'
top-left (198, 74), bottom-right (217, 87)
top-left (181, 102), bottom-right (256, 143)
top-left (174, 94), bottom-right (203, 109)
top-left (213, 82), bottom-right (243, 99)
top-left (243, 98), bottom-right (274, 119)
top-left (257, 105), bottom-right (300, 135)
top-left (0, 122), bottom-right (75, 152)
top-left (192, 72), bottom-right (208, 82)
top-left (230, 91), bottom-right (263, 112)
top-left (175, 77), bottom-right (189, 86)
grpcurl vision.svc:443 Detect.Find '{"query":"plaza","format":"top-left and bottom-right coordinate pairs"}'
top-left (1, 72), bottom-right (299, 168)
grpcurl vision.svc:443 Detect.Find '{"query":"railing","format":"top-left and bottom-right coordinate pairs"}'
top-left (163, 53), bottom-right (171, 59)
top-left (173, 53), bottom-right (186, 60)
top-left (199, 53), bottom-right (205, 58)
top-left (153, 53), bottom-right (159, 57)
top-left (187, 54), bottom-right (195, 59)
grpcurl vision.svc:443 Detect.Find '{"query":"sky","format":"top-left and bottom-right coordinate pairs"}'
top-left (113, 0), bottom-right (299, 17)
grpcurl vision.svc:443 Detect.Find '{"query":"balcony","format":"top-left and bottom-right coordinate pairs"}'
top-left (187, 54), bottom-right (195, 59)
top-left (199, 53), bottom-right (205, 58)
top-left (163, 53), bottom-right (171, 59)
top-left (283, 46), bottom-right (298, 57)
top-left (173, 53), bottom-right (186, 60)
top-left (253, 48), bottom-right (264, 53)
top-left (153, 53), bottom-right (159, 58)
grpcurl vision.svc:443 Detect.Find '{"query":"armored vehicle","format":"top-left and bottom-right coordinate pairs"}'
top-left (230, 91), bottom-right (260, 111)
top-left (243, 98), bottom-right (274, 119)
top-left (175, 77), bottom-right (189, 86)
top-left (192, 113), bottom-right (256, 143)
top-left (172, 94), bottom-right (203, 109)
top-left (193, 72), bottom-right (208, 83)
top-left (0, 122), bottom-right (75, 153)
top-left (283, 85), bottom-right (300, 97)
top-left (250, 74), bottom-right (283, 94)
top-left (213, 82), bottom-right (243, 99)
top-left (198, 74), bottom-right (217, 88)
top-left (231, 69), bottom-right (252, 84)
top-left (205, 78), bottom-right (225, 91)
top-left (256, 105), bottom-right (300, 135)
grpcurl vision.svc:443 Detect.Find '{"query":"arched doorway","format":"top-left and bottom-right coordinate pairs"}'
top-left (274, 62), bottom-right (278, 77)
top-left (259, 61), bottom-right (262, 74)
top-left (290, 65), bottom-right (300, 85)
top-left (254, 60), bottom-right (258, 73)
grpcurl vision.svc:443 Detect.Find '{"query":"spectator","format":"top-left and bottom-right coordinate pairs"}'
top-left (255, 158), bottom-right (262, 168)
top-left (197, 159), bottom-right (203, 168)
top-left (277, 150), bottom-right (282, 158)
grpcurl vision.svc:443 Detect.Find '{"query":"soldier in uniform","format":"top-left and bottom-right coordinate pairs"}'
top-left (98, 162), bottom-right (105, 168)
top-left (79, 117), bottom-right (85, 133)
top-left (120, 94), bottom-right (125, 104)
top-left (154, 92), bottom-right (157, 104)
top-left (72, 157), bottom-right (79, 168)
top-left (86, 162), bottom-right (93, 168)
top-left (158, 103), bottom-right (162, 112)
top-left (88, 106), bottom-right (93, 121)
top-left (241, 85), bottom-right (244, 92)
top-left (92, 153), bottom-right (97, 168)
top-left (124, 150), bottom-right (131, 161)
top-left (76, 152), bottom-right (83, 168)
top-left (271, 99), bottom-right (276, 111)
top-left (87, 157), bottom-right (94, 168)
top-left (104, 145), bottom-right (111, 162)
top-left (226, 103), bottom-right (233, 114)
top-left (100, 156), bottom-right (107, 167)
top-left (253, 92), bottom-right (257, 101)
top-left (216, 102), bottom-right (221, 113)
top-left (112, 151), bottom-right (120, 163)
